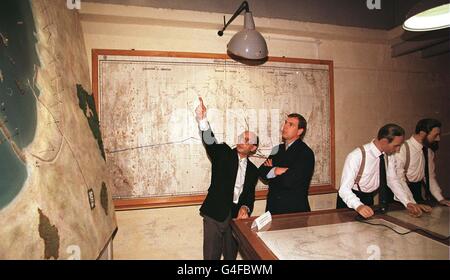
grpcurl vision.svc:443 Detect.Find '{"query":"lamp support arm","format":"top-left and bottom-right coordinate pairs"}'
top-left (217, 1), bottom-right (249, 36)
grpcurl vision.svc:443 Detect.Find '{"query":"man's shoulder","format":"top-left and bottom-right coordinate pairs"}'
top-left (293, 139), bottom-right (314, 154)
top-left (346, 145), bottom-right (365, 161)
top-left (217, 143), bottom-right (233, 156)
top-left (267, 144), bottom-right (284, 155)
top-left (300, 139), bottom-right (313, 150)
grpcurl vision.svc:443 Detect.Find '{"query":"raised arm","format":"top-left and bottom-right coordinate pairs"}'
top-left (195, 97), bottom-right (223, 160)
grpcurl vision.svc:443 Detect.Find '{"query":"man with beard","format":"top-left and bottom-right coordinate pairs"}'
top-left (395, 119), bottom-right (450, 206)
top-left (258, 113), bottom-right (315, 214)
top-left (337, 123), bottom-right (431, 218)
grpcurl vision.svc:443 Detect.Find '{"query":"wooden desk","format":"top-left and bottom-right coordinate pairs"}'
top-left (231, 206), bottom-right (449, 260)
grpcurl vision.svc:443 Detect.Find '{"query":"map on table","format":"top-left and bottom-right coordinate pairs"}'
top-left (257, 219), bottom-right (449, 260)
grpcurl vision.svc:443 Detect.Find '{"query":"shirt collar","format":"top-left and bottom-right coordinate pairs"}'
top-left (285, 138), bottom-right (298, 150)
top-left (409, 135), bottom-right (423, 149)
top-left (237, 153), bottom-right (248, 163)
top-left (369, 140), bottom-right (383, 157)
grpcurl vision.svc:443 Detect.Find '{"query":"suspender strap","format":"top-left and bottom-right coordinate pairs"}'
top-left (354, 146), bottom-right (365, 192)
top-left (403, 142), bottom-right (410, 182)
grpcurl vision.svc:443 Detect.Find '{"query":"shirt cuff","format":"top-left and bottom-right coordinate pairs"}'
top-left (241, 205), bottom-right (250, 213)
top-left (433, 193), bottom-right (445, 202)
top-left (397, 197), bottom-right (414, 208)
top-left (352, 201), bottom-right (364, 211)
top-left (267, 167), bottom-right (276, 179)
top-left (393, 194), bottom-right (416, 205)
top-left (198, 118), bottom-right (210, 131)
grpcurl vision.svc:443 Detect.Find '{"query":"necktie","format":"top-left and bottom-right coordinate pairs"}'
top-left (422, 146), bottom-right (431, 200)
top-left (378, 154), bottom-right (388, 212)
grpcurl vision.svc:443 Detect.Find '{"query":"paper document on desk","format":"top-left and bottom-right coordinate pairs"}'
top-left (251, 211), bottom-right (272, 231)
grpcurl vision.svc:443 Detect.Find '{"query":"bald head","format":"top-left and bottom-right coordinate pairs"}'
top-left (238, 131), bottom-right (258, 145)
top-left (236, 131), bottom-right (259, 156)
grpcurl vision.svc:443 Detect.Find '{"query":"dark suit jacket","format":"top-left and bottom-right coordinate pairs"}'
top-left (258, 139), bottom-right (315, 214)
top-left (199, 128), bottom-right (259, 222)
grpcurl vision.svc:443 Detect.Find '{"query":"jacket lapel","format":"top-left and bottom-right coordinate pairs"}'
top-left (230, 148), bottom-right (239, 185)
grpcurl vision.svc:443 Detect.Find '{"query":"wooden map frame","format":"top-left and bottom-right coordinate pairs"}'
top-left (92, 49), bottom-right (335, 210)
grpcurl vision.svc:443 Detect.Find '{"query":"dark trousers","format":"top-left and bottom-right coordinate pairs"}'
top-left (384, 187), bottom-right (394, 204)
top-left (336, 189), bottom-right (376, 209)
top-left (336, 186), bottom-right (395, 209)
top-left (202, 213), bottom-right (238, 260)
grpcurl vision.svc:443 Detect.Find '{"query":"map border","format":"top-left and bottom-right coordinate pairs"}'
top-left (92, 49), bottom-right (336, 210)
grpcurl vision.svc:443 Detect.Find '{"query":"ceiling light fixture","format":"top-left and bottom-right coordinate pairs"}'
top-left (217, 1), bottom-right (268, 64)
top-left (403, 0), bottom-right (450, 32)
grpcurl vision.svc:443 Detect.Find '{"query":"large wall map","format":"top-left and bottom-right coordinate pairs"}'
top-left (96, 52), bottom-right (334, 205)
top-left (0, 1), bottom-right (116, 259)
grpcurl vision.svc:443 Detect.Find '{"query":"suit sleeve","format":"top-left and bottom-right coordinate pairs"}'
top-left (200, 125), bottom-right (225, 161)
top-left (258, 146), bottom-right (279, 179)
top-left (275, 148), bottom-right (315, 190)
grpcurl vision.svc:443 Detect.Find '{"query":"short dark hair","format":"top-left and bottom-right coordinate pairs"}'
top-left (287, 113), bottom-right (307, 139)
top-left (415, 118), bottom-right (441, 134)
top-left (377, 123), bottom-right (405, 143)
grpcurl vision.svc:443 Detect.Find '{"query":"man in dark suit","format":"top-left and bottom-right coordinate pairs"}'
top-left (259, 113), bottom-right (315, 214)
top-left (195, 97), bottom-right (259, 260)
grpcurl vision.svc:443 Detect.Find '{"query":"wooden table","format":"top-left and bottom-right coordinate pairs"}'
top-left (231, 205), bottom-right (449, 260)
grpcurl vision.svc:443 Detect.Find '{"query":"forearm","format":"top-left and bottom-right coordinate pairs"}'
top-left (258, 165), bottom-right (273, 178)
top-left (388, 178), bottom-right (415, 207)
top-left (429, 177), bottom-right (444, 201)
top-left (198, 117), bottom-right (213, 144)
top-left (266, 168), bottom-right (276, 179)
top-left (277, 161), bottom-right (314, 190)
top-left (428, 152), bottom-right (444, 201)
top-left (240, 187), bottom-right (256, 214)
top-left (387, 157), bottom-right (415, 206)
top-left (199, 123), bottom-right (223, 159)
top-left (198, 118), bottom-right (210, 131)
top-left (338, 186), bottom-right (363, 210)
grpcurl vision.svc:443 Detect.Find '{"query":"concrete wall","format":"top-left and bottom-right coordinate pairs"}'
top-left (78, 3), bottom-right (449, 259)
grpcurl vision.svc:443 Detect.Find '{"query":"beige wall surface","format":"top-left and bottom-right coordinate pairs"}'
top-left (79, 3), bottom-right (449, 259)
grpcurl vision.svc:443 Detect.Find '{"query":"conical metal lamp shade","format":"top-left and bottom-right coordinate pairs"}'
top-left (403, 1), bottom-right (450, 31)
top-left (227, 12), bottom-right (268, 60)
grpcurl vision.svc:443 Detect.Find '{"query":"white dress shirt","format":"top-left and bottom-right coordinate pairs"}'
top-left (395, 136), bottom-right (444, 201)
top-left (233, 156), bottom-right (248, 204)
top-left (198, 118), bottom-right (248, 205)
top-left (339, 141), bottom-right (415, 210)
